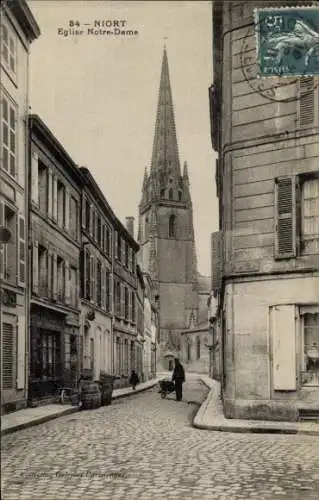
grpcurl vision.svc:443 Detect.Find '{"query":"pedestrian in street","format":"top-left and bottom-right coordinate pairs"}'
top-left (172, 358), bottom-right (185, 401)
top-left (129, 370), bottom-right (140, 390)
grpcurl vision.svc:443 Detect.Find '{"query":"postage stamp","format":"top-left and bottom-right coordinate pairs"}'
top-left (255, 6), bottom-right (319, 77)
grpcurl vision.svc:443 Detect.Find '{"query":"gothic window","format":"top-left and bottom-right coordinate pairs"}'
top-left (160, 189), bottom-right (165, 198)
top-left (145, 217), bottom-right (149, 241)
top-left (169, 214), bottom-right (176, 238)
top-left (169, 188), bottom-right (173, 200)
top-left (178, 191), bottom-right (182, 201)
top-left (196, 337), bottom-right (201, 360)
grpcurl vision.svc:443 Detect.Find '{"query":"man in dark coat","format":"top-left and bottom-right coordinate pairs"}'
top-left (172, 358), bottom-right (185, 401)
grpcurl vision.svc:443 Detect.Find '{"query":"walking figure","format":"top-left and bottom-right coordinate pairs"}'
top-left (172, 358), bottom-right (185, 401)
top-left (129, 370), bottom-right (140, 390)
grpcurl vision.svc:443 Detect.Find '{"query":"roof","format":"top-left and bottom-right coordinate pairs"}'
top-left (80, 168), bottom-right (139, 250)
top-left (29, 115), bottom-right (82, 185)
top-left (7, 0), bottom-right (41, 42)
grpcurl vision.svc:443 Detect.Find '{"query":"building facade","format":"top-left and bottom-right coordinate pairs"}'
top-left (138, 47), bottom-right (199, 370)
top-left (211, 1), bottom-right (319, 421)
top-left (136, 265), bottom-right (145, 380)
top-left (112, 217), bottom-right (140, 388)
top-left (79, 168), bottom-right (113, 381)
top-left (28, 116), bottom-right (82, 402)
top-left (0, 2), bottom-right (40, 413)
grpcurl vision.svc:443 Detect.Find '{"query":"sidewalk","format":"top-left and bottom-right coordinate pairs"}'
top-left (1, 378), bottom-right (159, 436)
top-left (194, 376), bottom-right (319, 436)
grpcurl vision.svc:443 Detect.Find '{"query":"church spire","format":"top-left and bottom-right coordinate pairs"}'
top-left (150, 47), bottom-right (181, 178)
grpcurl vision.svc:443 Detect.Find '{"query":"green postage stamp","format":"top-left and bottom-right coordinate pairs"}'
top-left (255, 6), bottom-right (319, 77)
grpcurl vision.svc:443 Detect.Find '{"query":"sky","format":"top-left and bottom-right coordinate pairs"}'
top-left (27, 0), bottom-right (218, 276)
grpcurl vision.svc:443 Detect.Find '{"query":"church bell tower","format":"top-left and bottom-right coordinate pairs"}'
top-left (137, 46), bottom-right (199, 367)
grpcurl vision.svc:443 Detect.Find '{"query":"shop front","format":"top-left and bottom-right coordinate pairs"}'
top-left (29, 305), bottom-right (81, 402)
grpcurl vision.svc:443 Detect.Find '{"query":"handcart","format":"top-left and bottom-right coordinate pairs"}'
top-left (158, 378), bottom-right (175, 398)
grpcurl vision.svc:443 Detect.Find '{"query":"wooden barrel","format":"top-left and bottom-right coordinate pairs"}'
top-left (80, 381), bottom-right (101, 410)
top-left (99, 376), bottom-right (114, 406)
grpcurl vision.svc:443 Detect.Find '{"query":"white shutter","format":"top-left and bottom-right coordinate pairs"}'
top-left (48, 170), bottom-right (53, 218)
top-left (271, 304), bottom-right (297, 391)
top-left (120, 282), bottom-right (124, 317)
top-left (101, 264), bottom-right (106, 310)
top-left (275, 177), bottom-right (297, 259)
top-left (32, 240), bottom-right (39, 295)
top-left (65, 260), bottom-right (71, 304)
top-left (17, 215), bottom-right (26, 287)
top-left (53, 253), bottom-right (58, 301)
top-left (109, 272), bottom-right (113, 314)
top-left (90, 255), bottom-right (94, 302)
top-left (0, 201), bottom-right (5, 279)
top-left (53, 175), bottom-right (58, 221)
top-left (16, 314), bottom-right (26, 390)
top-left (81, 196), bottom-right (86, 229)
top-left (129, 288), bottom-right (132, 321)
top-left (65, 188), bottom-right (70, 230)
top-left (115, 231), bottom-right (118, 259)
top-left (31, 152), bottom-right (39, 205)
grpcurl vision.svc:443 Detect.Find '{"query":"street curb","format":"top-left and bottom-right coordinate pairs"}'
top-left (1, 381), bottom-right (159, 436)
top-left (1, 407), bottom-right (80, 436)
top-left (112, 380), bottom-right (159, 400)
top-left (193, 377), bottom-right (319, 437)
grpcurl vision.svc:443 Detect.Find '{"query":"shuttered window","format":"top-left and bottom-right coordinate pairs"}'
top-left (17, 215), bottom-right (26, 286)
top-left (2, 323), bottom-right (14, 389)
top-left (275, 177), bottom-right (298, 259)
top-left (32, 240), bottom-right (39, 295)
top-left (31, 152), bottom-right (39, 205)
top-left (301, 177), bottom-right (319, 255)
top-left (0, 201), bottom-right (5, 279)
top-left (298, 77), bottom-right (316, 127)
top-left (271, 305), bottom-right (297, 391)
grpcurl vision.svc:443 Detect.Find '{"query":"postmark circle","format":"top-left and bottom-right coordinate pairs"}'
top-left (240, 11), bottom-right (319, 103)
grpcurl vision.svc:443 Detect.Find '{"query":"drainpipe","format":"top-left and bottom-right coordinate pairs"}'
top-left (25, 59), bottom-right (31, 406)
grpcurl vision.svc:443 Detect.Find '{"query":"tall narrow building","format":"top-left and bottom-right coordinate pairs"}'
top-left (138, 47), bottom-right (199, 369)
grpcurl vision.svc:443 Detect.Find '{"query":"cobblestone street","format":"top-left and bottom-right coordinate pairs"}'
top-left (1, 377), bottom-right (319, 500)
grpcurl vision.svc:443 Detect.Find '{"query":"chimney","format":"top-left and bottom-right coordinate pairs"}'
top-left (125, 217), bottom-right (135, 238)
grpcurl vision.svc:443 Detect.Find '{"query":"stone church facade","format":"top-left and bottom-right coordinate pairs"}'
top-left (137, 46), bottom-right (204, 370)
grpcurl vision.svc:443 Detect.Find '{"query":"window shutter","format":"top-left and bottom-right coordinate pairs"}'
top-left (115, 231), bottom-right (118, 258)
top-left (16, 314), bottom-right (25, 389)
top-left (90, 255), bottom-right (94, 302)
top-left (122, 239), bottom-right (125, 264)
top-left (271, 304), bottom-right (297, 391)
top-left (101, 264), bottom-right (106, 309)
top-left (65, 260), bottom-right (71, 304)
top-left (48, 170), bottom-right (53, 218)
top-left (298, 77), bottom-right (315, 127)
top-left (0, 201), bottom-right (5, 279)
top-left (53, 254), bottom-right (58, 300)
top-left (31, 151), bottom-right (39, 205)
top-left (53, 176), bottom-right (58, 221)
top-left (90, 206), bottom-right (93, 236)
top-left (65, 188), bottom-right (70, 230)
top-left (120, 282), bottom-right (124, 317)
top-left (275, 177), bottom-right (297, 259)
top-left (109, 272), bottom-right (113, 314)
top-left (48, 251), bottom-right (52, 298)
top-left (32, 240), bottom-right (39, 295)
top-left (2, 323), bottom-right (14, 389)
top-left (81, 196), bottom-right (86, 229)
top-left (211, 231), bottom-right (223, 297)
top-left (17, 215), bottom-right (26, 287)
top-left (129, 289), bottom-right (132, 321)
